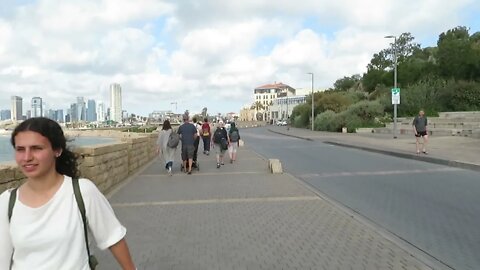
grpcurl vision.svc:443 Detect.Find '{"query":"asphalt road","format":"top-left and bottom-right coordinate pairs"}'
top-left (242, 127), bottom-right (480, 270)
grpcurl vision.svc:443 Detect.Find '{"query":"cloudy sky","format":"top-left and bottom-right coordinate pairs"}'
top-left (1, 0), bottom-right (479, 117)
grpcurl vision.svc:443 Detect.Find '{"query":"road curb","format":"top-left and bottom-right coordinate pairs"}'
top-left (324, 141), bottom-right (480, 172)
top-left (267, 128), bottom-right (314, 141)
top-left (268, 128), bottom-right (480, 172)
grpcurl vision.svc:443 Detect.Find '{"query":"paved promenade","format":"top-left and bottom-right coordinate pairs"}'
top-left (268, 126), bottom-right (480, 171)
top-left (94, 142), bottom-right (435, 270)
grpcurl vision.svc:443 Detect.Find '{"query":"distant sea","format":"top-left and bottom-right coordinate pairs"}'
top-left (0, 135), bottom-right (117, 163)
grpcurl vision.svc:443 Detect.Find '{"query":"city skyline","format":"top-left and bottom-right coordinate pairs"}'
top-left (0, 1), bottom-right (478, 116)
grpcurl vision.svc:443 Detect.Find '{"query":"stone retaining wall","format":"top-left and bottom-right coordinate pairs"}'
top-left (0, 133), bottom-right (158, 194)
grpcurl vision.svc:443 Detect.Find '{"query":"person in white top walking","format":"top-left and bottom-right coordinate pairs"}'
top-left (157, 119), bottom-right (176, 175)
top-left (0, 117), bottom-right (136, 270)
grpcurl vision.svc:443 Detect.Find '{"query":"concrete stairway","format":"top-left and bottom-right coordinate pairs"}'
top-left (374, 111), bottom-right (480, 137)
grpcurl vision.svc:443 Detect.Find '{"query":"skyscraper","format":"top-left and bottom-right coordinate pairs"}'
top-left (77, 97), bottom-right (86, 122)
top-left (11, 96), bottom-right (23, 122)
top-left (97, 102), bottom-right (105, 122)
top-left (0, 110), bottom-right (11, 120)
top-left (87, 99), bottom-right (97, 122)
top-left (31, 97), bottom-right (43, 117)
top-left (70, 103), bottom-right (78, 122)
top-left (110, 83), bottom-right (122, 123)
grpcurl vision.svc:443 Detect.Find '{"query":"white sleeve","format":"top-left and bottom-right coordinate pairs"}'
top-left (79, 179), bottom-right (127, 250)
top-left (0, 190), bottom-right (14, 269)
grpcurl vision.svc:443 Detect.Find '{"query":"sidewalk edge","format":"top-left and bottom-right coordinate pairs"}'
top-left (268, 127), bottom-right (480, 172)
top-left (324, 141), bottom-right (480, 172)
top-left (268, 128), bottom-right (314, 141)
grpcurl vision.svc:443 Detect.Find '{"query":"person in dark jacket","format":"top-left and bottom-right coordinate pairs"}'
top-left (212, 120), bottom-right (228, 168)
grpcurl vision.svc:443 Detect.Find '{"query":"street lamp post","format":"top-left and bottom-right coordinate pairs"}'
top-left (385, 35), bottom-right (398, 139)
top-left (307, 73), bottom-right (314, 131)
top-left (170, 102), bottom-right (177, 114)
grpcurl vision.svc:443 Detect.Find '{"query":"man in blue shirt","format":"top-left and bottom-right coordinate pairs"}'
top-left (178, 114), bottom-right (198, 174)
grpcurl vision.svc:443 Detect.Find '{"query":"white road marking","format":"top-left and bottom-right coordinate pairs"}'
top-left (111, 196), bottom-right (321, 207)
top-left (299, 167), bottom-right (462, 179)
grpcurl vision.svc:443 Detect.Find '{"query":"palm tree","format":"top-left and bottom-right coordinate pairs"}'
top-left (250, 101), bottom-right (265, 111)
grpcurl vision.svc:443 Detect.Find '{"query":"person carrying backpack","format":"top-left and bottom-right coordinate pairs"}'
top-left (228, 122), bottom-right (241, 163)
top-left (0, 117), bottom-right (136, 270)
top-left (212, 120), bottom-right (228, 168)
top-left (157, 119), bottom-right (176, 175)
top-left (201, 118), bottom-right (211, 155)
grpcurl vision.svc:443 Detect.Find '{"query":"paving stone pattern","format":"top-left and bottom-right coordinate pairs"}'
top-left (92, 148), bottom-right (431, 270)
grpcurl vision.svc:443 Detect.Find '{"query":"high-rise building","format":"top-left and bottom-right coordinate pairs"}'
top-left (55, 109), bottom-right (64, 123)
top-left (45, 109), bottom-right (55, 120)
top-left (11, 96), bottom-right (23, 122)
top-left (97, 102), bottom-right (105, 122)
top-left (110, 83), bottom-right (122, 123)
top-left (0, 110), bottom-right (11, 120)
top-left (77, 97), bottom-right (86, 122)
top-left (31, 97), bottom-right (43, 117)
top-left (87, 99), bottom-right (97, 122)
top-left (70, 103), bottom-right (78, 122)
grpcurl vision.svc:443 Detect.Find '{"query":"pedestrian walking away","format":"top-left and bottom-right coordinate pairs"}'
top-left (413, 109), bottom-right (429, 154)
top-left (0, 117), bottom-right (136, 270)
top-left (157, 119), bottom-right (176, 176)
top-left (212, 120), bottom-right (229, 168)
top-left (177, 114), bottom-right (198, 174)
top-left (192, 117), bottom-right (202, 170)
top-left (201, 117), bottom-right (211, 155)
top-left (228, 122), bottom-right (241, 163)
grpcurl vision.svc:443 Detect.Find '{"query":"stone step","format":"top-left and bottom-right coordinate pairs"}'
top-left (374, 127), bottom-right (476, 137)
top-left (439, 111), bottom-right (480, 119)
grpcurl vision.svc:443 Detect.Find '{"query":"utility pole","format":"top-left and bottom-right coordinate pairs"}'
top-left (307, 73), bottom-right (314, 131)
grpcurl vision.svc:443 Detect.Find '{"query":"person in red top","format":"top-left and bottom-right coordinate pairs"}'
top-left (201, 118), bottom-right (211, 155)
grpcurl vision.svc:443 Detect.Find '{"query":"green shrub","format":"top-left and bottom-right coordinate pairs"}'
top-left (314, 110), bottom-right (341, 132)
top-left (290, 104), bottom-right (311, 128)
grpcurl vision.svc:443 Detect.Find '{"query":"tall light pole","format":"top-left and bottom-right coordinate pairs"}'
top-left (385, 35), bottom-right (398, 139)
top-left (307, 72), bottom-right (314, 131)
top-left (170, 102), bottom-right (177, 114)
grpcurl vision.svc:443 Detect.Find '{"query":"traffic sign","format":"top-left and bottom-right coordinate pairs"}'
top-left (391, 88), bottom-right (400, 104)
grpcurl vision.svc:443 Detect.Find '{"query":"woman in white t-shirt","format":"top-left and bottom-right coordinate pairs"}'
top-left (0, 117), bottom-right (136, 270)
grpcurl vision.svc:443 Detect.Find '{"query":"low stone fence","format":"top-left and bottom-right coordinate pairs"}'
top-left (0, 132), bottom-right (158, 194)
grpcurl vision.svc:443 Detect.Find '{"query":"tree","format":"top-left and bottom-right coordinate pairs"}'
top-left (364, 32), bottom-right (422, 92)
top-left (437, 26), bottom-right (480, 81)
top-left (333, 75), bottom-right (361, 91)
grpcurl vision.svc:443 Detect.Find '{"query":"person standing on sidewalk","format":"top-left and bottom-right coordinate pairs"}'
top-left (157, 119), bottom-right (176, 175)
top-left (212, 120), bottom-right (228, 168)
top-left (178, 114), bottom-right (197, 174)
top-left (0, 117), bottom-right (136, 270)
top-left (228, 122), bottom-right (240, 163)
top-left (201, 118), bottom-right (211, 155)
top-left (413, 110), bottom-right (429, 154)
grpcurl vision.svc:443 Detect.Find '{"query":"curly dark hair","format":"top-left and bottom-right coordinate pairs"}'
top-left (11, 117), bottom-right (79, 178)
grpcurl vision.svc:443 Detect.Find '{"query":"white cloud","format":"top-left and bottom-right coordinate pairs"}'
top-left (0, 0), bottom-right (478, 116)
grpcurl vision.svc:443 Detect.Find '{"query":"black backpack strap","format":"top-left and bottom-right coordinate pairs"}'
top-left (8, 188), bottom-right (18, 222)
top-left (72, 178), bottom-right (98, 269)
